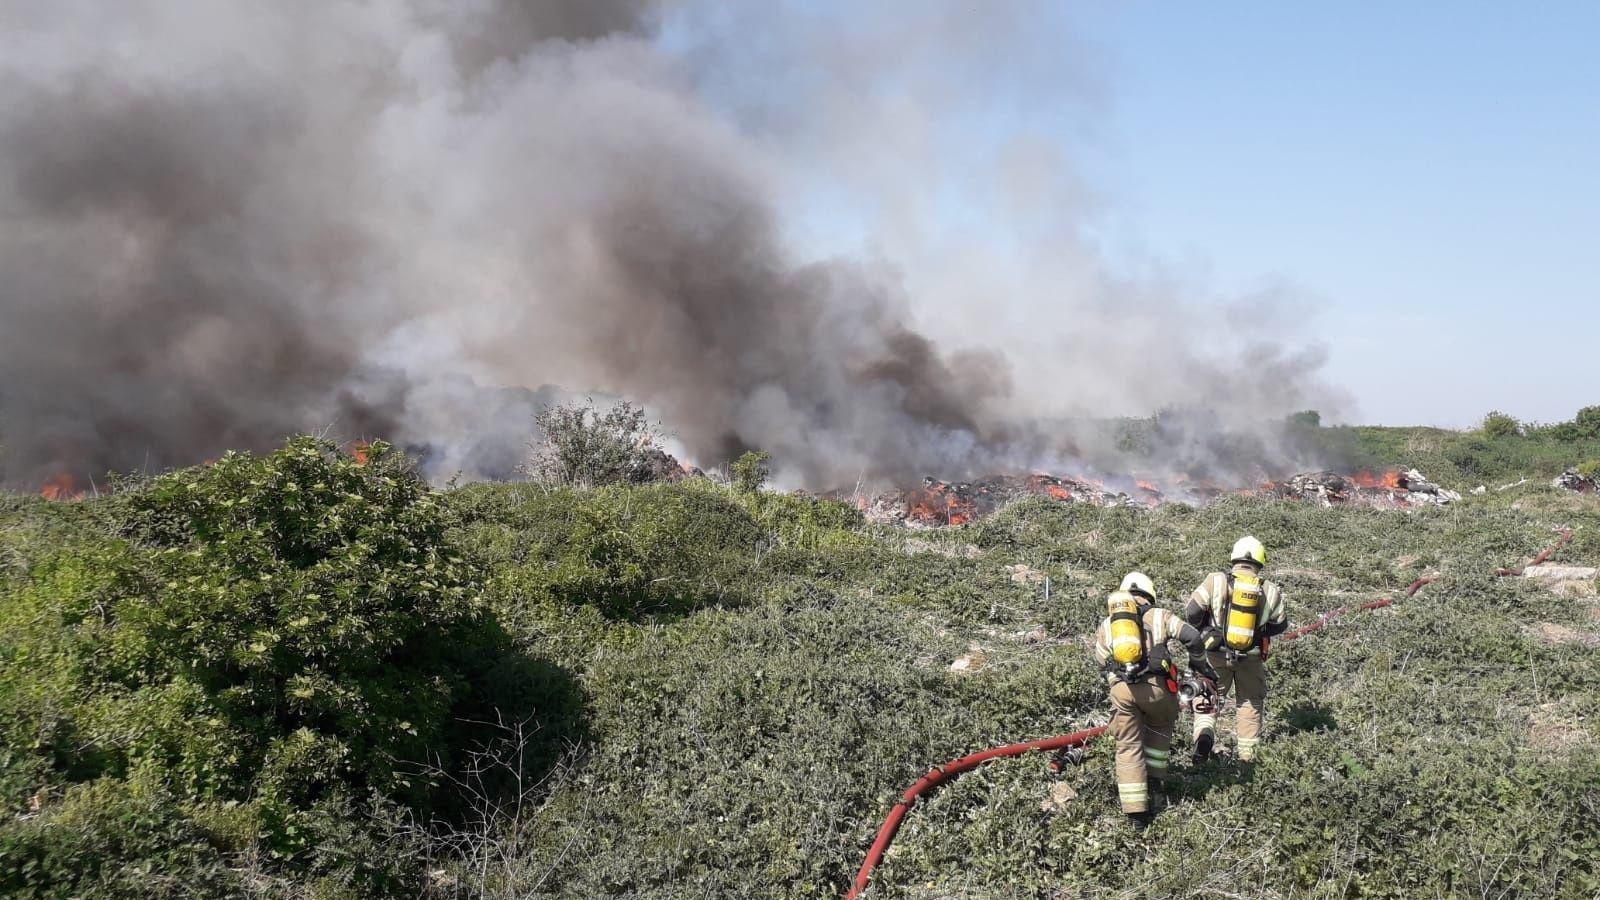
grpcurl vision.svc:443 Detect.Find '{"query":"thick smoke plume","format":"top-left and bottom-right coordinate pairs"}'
top-left (0, 0), bottom-right (1343, 491)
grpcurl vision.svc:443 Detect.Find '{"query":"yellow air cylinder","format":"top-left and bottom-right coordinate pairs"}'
top-left (1108, 592), bottom-right (1145, 665)
top-left (1225, 574), bottom-right (1265, 650)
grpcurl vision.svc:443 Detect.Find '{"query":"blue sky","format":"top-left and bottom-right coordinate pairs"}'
top-left (666, 3), bottom-right (1599, 428)
top-left (1078, 4), bottom-right (1599, 426)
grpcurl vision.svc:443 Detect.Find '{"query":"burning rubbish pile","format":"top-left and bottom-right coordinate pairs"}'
top-left (1553, 469), bottom-right (1600, 494)
top-left (37, 473), bottom-right (88, 502)
top-left (1268, 468), bottom-right (1461, 508)
top-left (852, 467), bottom-right (1460, 528)
top-left (852, 475), bottom-right (1149, 527)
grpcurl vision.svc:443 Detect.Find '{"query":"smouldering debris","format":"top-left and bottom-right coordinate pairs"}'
top-left (847, 466), bottom-right (1460, 527)
top-left (1553, 469), bottom-right (1600, 494)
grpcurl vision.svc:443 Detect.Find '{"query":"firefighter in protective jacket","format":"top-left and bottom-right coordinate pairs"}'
top-left (1091, 572), bottom-right (1215, 827)
top-left (1185, 536), bottom-right (1288, 763)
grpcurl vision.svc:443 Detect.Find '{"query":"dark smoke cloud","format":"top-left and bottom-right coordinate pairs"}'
top-left (0, 0), bottom-right (1344, 491)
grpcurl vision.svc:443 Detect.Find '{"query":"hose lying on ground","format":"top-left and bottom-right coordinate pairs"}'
top-left (845, 527), bottom-right (1573, 899)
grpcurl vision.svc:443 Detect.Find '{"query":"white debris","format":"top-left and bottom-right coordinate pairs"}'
top-left (1399, 468), bottom-right (1462, 504)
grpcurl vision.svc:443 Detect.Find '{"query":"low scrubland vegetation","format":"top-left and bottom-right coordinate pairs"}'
top-left (2, 425), bottom-right (1599, 897)
top-left (1323, 405), bottom-right (1600, 484)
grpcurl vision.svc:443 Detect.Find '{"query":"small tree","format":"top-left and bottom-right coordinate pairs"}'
top-left (1288, 410), bottom-right (1321, 428)
top-left (730, 450), bottom-right (771, 494)
top-left (1480, 410), bottom-right (1521, 438)
top-left (524, 399), bottom-right (667, 487)
top-left (1574, 405), bottom-right (1600, 439)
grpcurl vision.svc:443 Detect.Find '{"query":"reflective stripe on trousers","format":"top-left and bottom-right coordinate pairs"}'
top-left (1193, 650), bottom-right (1267, 758)
top-left (1108, 678), bottom-right (1178, 813)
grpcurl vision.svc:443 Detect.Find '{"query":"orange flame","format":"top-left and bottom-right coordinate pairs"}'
top-left (1350, 470), bottom-right (1401, 490)
top-left (349, 440), bottom-right (371, 466)
top-left (39, 472), bottom-right (86, 502)
top-left (905, 482), bottom-right (977, 526)
top-left (1027, 474), bottom-right (1074, 502)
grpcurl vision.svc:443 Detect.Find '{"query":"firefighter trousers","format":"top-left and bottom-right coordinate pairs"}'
top-left (1108, 677), bottom-right (1178, 814)
top-left (1193, 650), bottom-right (1266, 760)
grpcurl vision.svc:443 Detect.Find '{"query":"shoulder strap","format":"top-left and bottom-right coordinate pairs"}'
top-left (1264, 579), bottom-right (1283, 620)
top-left (1144, 606), bottom-right (1167, 645)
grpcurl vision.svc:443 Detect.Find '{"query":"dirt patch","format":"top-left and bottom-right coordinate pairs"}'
top-left (1006, 563), bottom-right (1047, 585)
top-left (1528, 702), bottom-right (1590, 752)
top-left (1522, 564), bottom-right (1598, 582)
top-left (950, 645), bottom-right (988, 673)
top-left (1553, 579), bottom-right (1597, 599)
top-left (1524, 622), bottom-right (1600, 648)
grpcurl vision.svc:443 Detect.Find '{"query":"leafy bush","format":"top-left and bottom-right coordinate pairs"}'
top-left (1481, 410), bottom-right (1522, 438)
top-left (730, 450), bottom-right (771, 494)
top-left (1287, 409), bottom-right (1321, 428)
top-left (0, 438), bottom-right (531, 892)
top-left (1576, 405), bottom-right (1600, 439)
top-left (524, 399), bottom-right (668, 487)
top-left (106, 439), bottom-right (494, 804)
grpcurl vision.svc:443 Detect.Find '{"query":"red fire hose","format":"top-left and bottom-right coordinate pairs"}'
top-left (845, 528), bottom-right (1573, 898)
top-left (845, 726), bottom-right (1109, 898)
top-left (1495, 528), bottom-right (1572, 576)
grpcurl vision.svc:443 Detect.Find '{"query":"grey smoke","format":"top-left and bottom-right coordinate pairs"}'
top-left (0, 0), bottom-right (1344, 490)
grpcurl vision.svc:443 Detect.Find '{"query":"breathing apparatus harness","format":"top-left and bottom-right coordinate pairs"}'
top-left (1205, 569), bottom-right (1273, 664)
top-left (1104, 589), bottom-right (1182, 690)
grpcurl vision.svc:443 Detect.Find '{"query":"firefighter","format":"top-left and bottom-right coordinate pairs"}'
top-left (1092, 572), bottom-right (1216, 828)
top-left (1185, 536), bottom-right (1288, 763)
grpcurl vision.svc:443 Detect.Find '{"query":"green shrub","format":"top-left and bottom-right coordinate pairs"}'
top-left (1480, 410), bottom-right (1522, 438)
top-left (104, 439), bottom-right (493, 804)
top-left (524, 398), bottom-right (668, 487)
top-left (1577, 459), bottom-right (1600, 479)
top-left (1576, 405), bottom-right (1600, 439)
top-left (0, 438), bottom-right (530, 891)
top-left (730, 450), bottom-right (772, 494)
top-left (0, 770), bottom-right (235, 898)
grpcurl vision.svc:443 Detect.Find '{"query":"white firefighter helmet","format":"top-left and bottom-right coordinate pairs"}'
top-left (1230, 536), bottom-right (1267, 567)
top-left (1119, 571), bottom-right (1156, 602)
